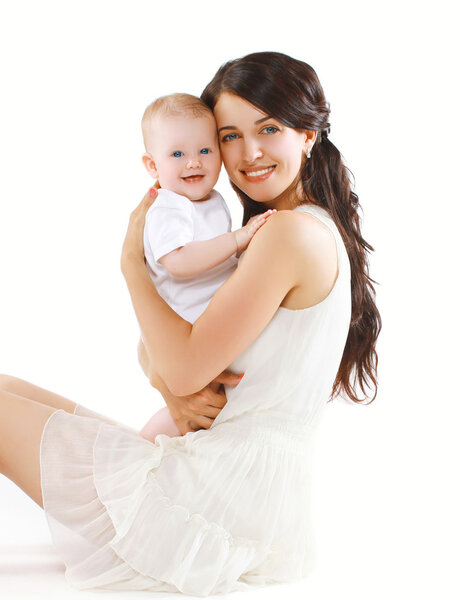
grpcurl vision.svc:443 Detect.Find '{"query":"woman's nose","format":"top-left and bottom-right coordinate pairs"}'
top-left (186, 156), bottom-right (202, 169)
top-left (242, 140), bottom-right (263, 163)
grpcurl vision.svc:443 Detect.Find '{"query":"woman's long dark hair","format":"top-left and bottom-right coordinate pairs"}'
top-left (202, 51), bottom-right (381, 404)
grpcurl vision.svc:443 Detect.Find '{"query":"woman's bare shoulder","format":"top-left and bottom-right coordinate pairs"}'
top-left (274, 207), bottom-right (335, 239)
top-left (248, 208), bottom-right (337, 268)
top-left (256, 209), bottom-right (339, 308)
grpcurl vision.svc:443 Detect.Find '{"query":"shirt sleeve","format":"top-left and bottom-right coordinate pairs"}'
top-left (145, 193), bottom-right (194, 263)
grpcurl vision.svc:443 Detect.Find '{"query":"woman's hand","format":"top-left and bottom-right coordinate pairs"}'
top-left (155, 369), bottom-right (243, 435)
top-left (121, 187), bottom-right (158, 275)
top-left (137, 315), bottom-right (243, 435)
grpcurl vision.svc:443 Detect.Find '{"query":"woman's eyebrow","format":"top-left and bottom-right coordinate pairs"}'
top-left (254, 116), bottom-right (272, 124)
top-left (218, 125), bottom-right (236, 133)
top-left (218, 116), bottom-right (272, 134)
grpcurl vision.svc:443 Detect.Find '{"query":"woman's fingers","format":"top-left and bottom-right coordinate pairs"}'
top-left (213, 370), bottom-right (244, 386)
top-left (202, 385), bottom-right (229, 417)
top-left (121, 194), bottom-right (156, 273)
top-left (190, 414), bottom-right (215, 430)
top-left (198, 384), bottom-right (226, 408)
top-left (184, 387), bottom-right (226, 420)
top-left (129, 188), bottom-right (157, 220)
top-left (192, 389), bottom-right (225, 414)
top-left (180, 370), bottom-right (246, 427)
top-left (199, 403), bottom-right (222, 419)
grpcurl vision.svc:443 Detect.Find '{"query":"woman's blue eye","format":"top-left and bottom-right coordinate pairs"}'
top-left (262, 126), bottom-right (278, 134)
top-left (221, 133), bottom-right (239, 142)
top-left (172, 151), bottom-right (183, 157)
top-left (200, 148), bottom-right (210, 154)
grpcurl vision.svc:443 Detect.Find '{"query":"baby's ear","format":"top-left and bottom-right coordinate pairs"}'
top-left (142, 153), bottom-right (159, 179)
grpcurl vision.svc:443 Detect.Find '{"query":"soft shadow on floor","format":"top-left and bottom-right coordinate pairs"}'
top-left (1, 478), bottom-right (308, 599)
top-left (0, 541), bottom-right (307, 599)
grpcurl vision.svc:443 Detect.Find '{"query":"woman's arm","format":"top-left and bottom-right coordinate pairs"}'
top-left (121, 193), bottom-right (325, 397)
top-left (158, 210), bottom-right (274, 278)
top-left (137, 335), bottom-right (152, 380)
top-left (137, 335), bottom-right (243, 433)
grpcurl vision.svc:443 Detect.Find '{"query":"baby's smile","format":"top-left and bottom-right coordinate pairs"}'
top-left (182, 174), bottom-right (205, 183)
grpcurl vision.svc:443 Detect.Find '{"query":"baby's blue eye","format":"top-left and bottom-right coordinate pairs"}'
top-left (262, 126), bottom-right (278, 134)
top-left (200, 148), bottom-right (210, 154)
top-left (172, 151), bottom-right (183, 158)
top-left (221, 133), bottom-right (239, 142)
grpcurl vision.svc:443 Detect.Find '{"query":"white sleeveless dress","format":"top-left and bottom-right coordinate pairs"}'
top-left (39, 204), bottom-right (352, 596)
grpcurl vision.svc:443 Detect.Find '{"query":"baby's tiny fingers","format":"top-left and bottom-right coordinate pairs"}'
top-left (251, 221), bottom-right (267, 233)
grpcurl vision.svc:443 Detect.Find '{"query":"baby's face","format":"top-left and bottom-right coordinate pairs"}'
top-left (146, 114), bottom-right (222, 201)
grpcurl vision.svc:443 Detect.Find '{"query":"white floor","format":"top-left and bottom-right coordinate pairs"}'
top-left (0, 477), bottom-right (309, 600)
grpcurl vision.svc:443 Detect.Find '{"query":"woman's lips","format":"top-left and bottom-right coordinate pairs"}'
top-left (241, 165), bottom-right (276, 182)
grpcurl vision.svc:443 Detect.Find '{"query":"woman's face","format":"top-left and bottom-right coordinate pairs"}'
top-left (213, 92), bottom-right (308, 207)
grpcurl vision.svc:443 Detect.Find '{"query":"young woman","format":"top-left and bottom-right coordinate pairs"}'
top-left (0, 52), bottom-right (381, 595)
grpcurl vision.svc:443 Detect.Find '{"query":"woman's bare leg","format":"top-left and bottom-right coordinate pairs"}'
top-left (0, 374), bottom-right (82, 509)
top-left (0, 388), bottom-right (57, 509)
top-left (0, 374), bottom-right (77, 414)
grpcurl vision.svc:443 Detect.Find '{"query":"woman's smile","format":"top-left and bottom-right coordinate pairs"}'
top-left (241, 165), bottom-right (276, 182)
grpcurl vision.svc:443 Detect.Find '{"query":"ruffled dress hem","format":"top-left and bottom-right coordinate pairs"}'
top-left (40, 407), bottom-right (314, 596)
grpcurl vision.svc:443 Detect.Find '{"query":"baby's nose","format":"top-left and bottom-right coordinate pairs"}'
top-left (186, 156), bottom-right (202, 169)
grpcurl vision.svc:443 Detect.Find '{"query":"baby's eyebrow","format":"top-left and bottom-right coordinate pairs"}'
top-left (218, 116), bottom-right (272, 134)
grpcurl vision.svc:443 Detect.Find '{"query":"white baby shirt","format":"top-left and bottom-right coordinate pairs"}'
top-left (144, 188), bottom-right (238, 324)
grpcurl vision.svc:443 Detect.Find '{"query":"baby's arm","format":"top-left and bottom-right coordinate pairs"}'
top-left (159, 208), bottom-right (276, 278)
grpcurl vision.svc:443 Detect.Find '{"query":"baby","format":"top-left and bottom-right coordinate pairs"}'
top-left (138, 93), bottom-right (275, 443)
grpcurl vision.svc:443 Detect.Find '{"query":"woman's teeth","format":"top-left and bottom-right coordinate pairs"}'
top-left (245, 166), bottom-right (275, 177)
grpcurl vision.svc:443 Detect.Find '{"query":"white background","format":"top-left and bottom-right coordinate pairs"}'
top-left (0, 1), bottom-right (459, 599)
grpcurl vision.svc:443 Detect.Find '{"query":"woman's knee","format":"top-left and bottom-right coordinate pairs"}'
top-left (0, 375), bottom-right (77, 414)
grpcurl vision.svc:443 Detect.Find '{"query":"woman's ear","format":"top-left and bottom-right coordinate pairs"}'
top-left (303, 130), bottom-right (318, 155)
top-left (142, 153), bottom-right (159, 179)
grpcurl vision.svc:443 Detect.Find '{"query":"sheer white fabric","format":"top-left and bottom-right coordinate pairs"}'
top-left (40, 205), bottom-right (351, 596)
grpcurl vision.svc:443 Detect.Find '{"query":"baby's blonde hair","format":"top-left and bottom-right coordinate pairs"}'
top-left (141, 93), bottom-right (214, 151)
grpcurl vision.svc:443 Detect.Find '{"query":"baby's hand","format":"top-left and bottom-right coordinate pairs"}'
top-left (234, 209), bottom-right (276, 252)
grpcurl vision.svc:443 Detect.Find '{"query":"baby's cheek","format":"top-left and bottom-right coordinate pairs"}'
top-left (210, 155), bottom-right (222, 176)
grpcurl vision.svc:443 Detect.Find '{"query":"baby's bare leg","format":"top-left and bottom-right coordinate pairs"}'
top-left (140, 406), bottom-right (181, 443)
